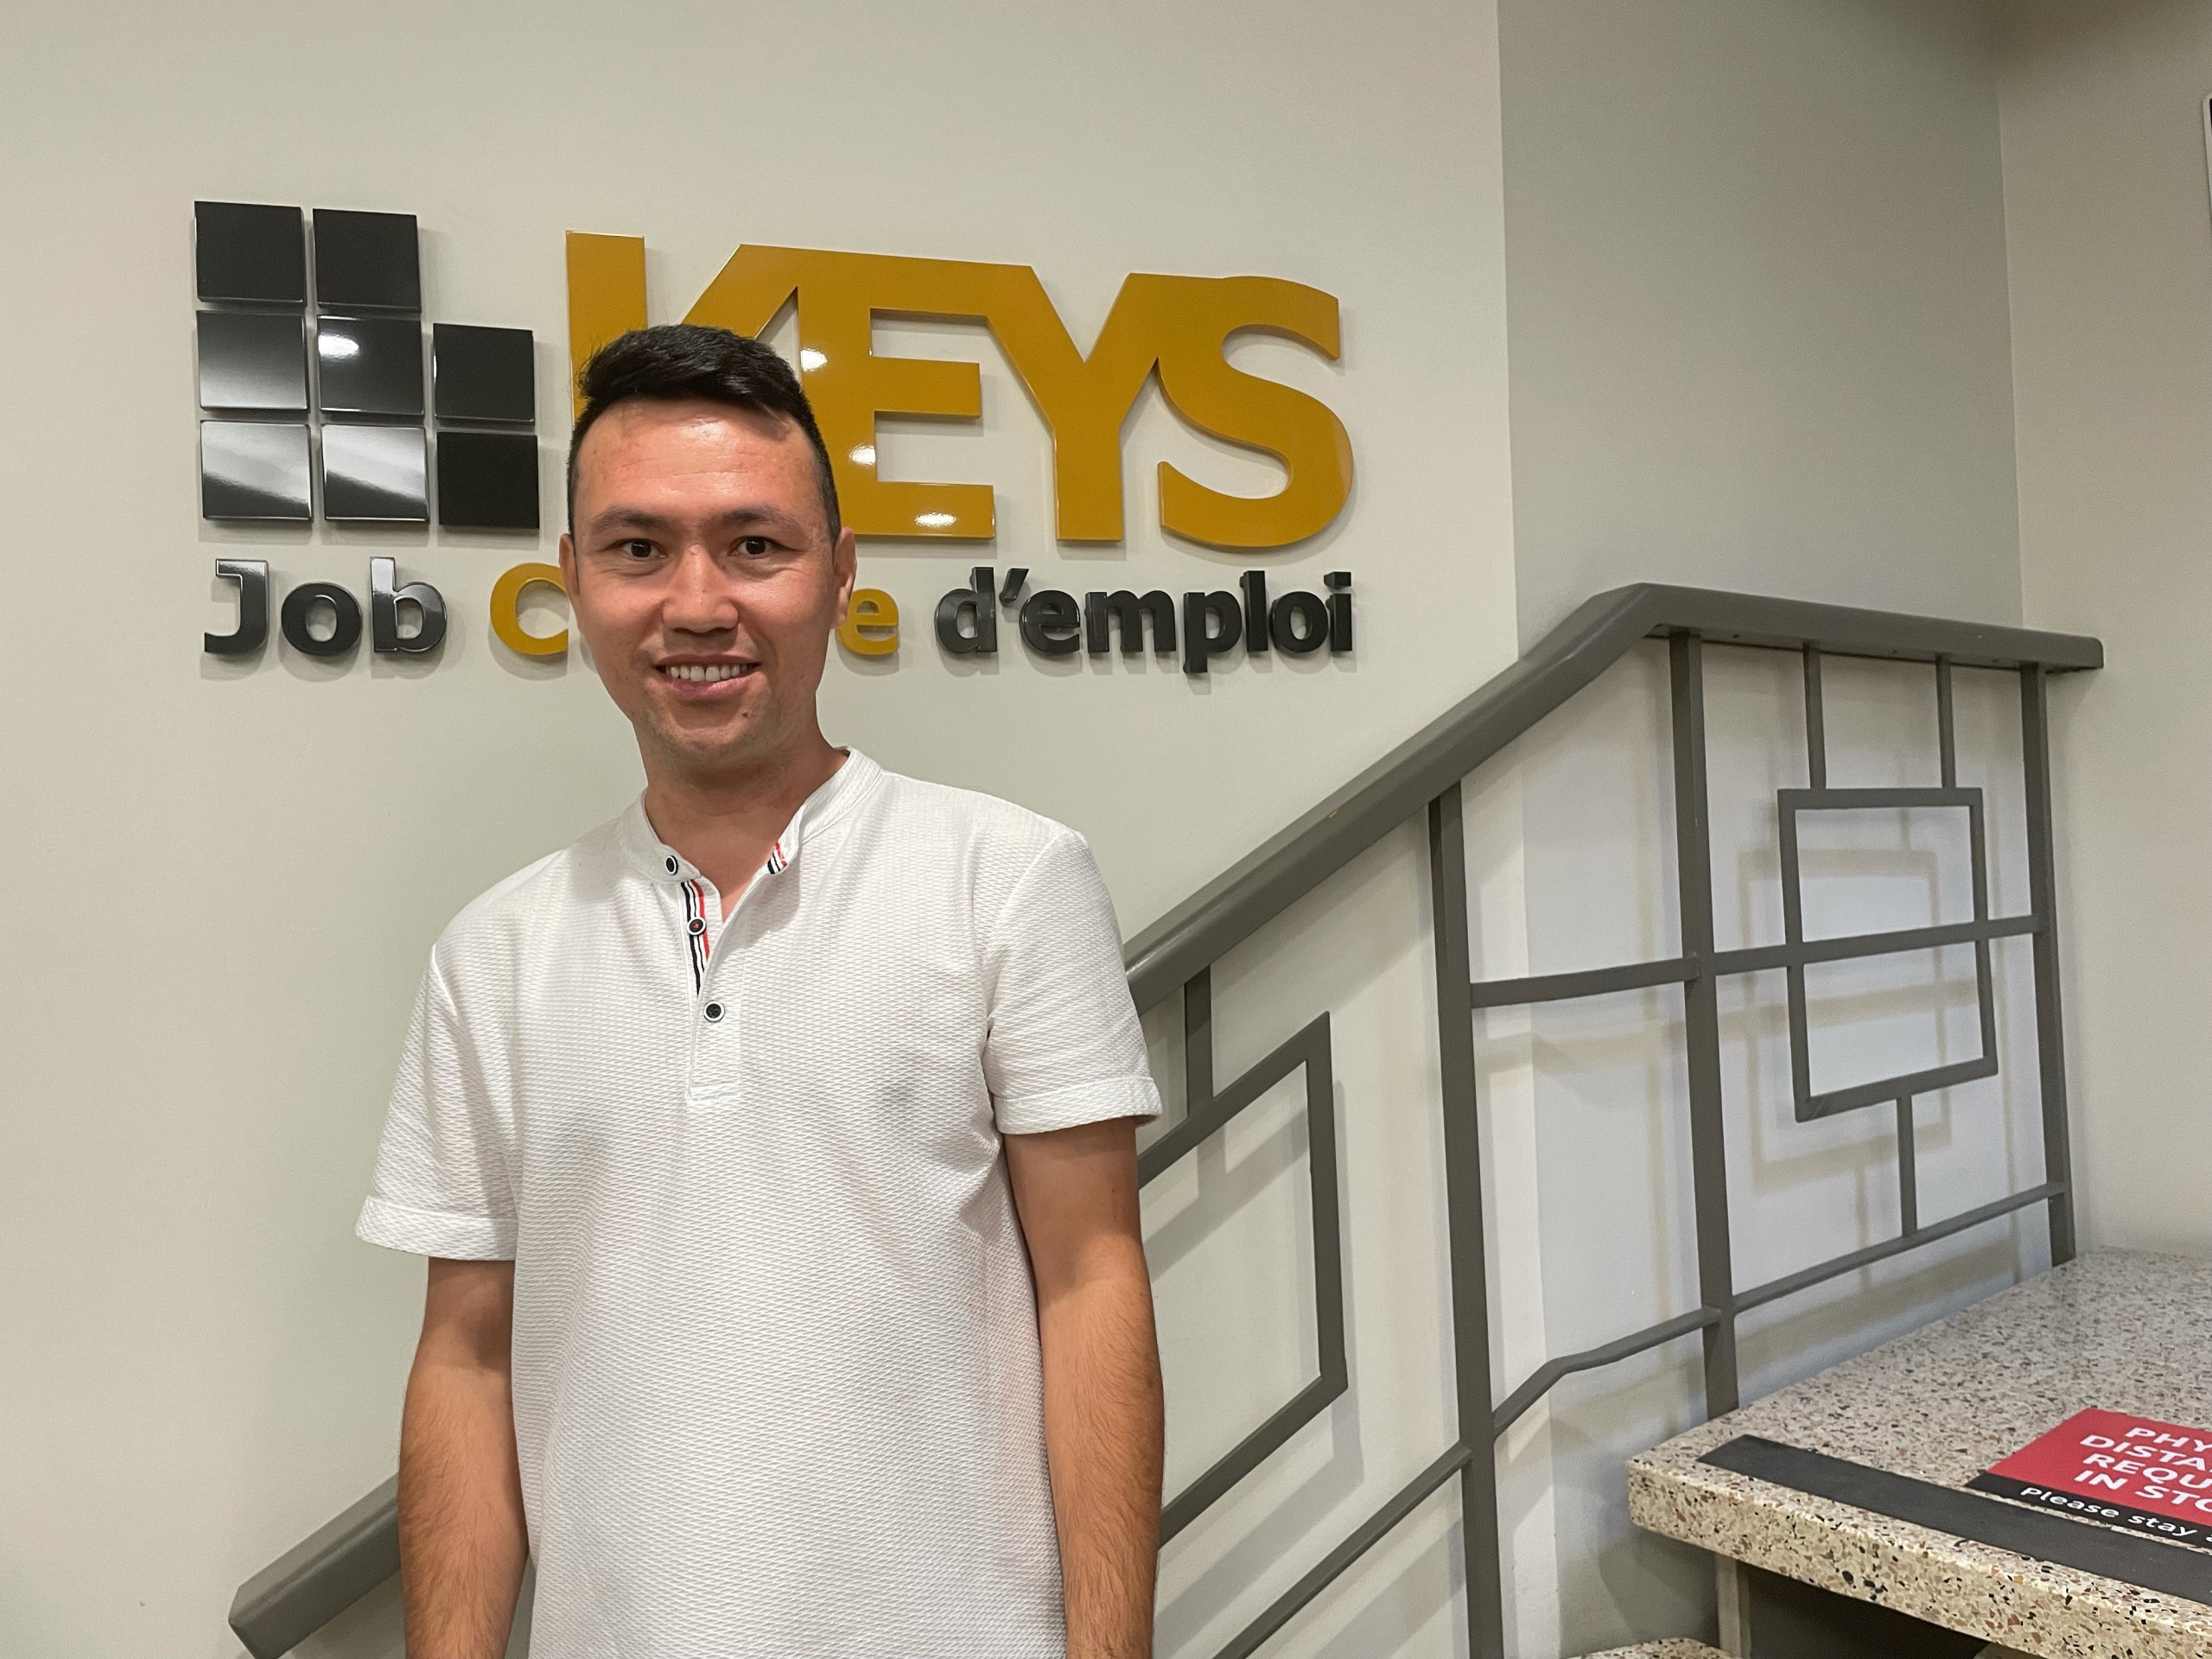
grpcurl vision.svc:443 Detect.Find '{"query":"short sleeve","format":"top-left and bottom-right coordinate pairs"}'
top-left (355, 954), bottom-right (518, 1259)
top-left (983, 828), bottom-right (1163, 1135)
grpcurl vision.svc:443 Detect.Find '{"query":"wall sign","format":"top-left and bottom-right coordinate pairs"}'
top-left (196, 203), bottom-right (1358, 676)
top-left (194, 201), bottom-right (539, 532)
top-left (567, 234), bottom-right (1353, 549)
top-left (929, 566), bottom-right (1350, 677)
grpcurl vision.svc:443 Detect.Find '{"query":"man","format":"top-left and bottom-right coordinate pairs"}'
top-left (356, 324), bottom-right (1165, 1659)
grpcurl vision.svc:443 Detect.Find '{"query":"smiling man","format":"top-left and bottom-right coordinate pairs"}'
top-left (356, 325), bottom-right (1165, 1659)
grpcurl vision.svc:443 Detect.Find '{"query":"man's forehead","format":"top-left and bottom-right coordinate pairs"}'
top-left (582, 397), bottom-right (806, 464)
top-left (577, 402), bottom-right (815, 508)
top-left (573, 404), bottom-right (832, 542)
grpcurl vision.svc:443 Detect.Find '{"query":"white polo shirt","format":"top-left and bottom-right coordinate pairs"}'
top-left (357, 752), bottom-right (1160, 1659)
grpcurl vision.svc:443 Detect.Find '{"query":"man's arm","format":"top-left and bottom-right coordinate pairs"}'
top-left (1006, 1116), bottom-right (1164, 1659)
top-left (397, 1257), bottom-right (528, 1659)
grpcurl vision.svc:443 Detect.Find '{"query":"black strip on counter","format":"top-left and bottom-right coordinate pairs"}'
top-left (1698, 1434), bottom-right (2212, 1610)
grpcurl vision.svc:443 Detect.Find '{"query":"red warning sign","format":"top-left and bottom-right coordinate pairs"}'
top-left (1969, 1408), bottom-right (2212, 1546)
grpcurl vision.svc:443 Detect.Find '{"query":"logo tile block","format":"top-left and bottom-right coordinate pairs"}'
top-left (194, 201), bottom-right (305, 307)
top-left (312, 209), bottom-right (421, 313)
top-left (195, 202), bottom-right (537, 530)
top-left (433, 323), bottom-right (536, 424)
top-left (196, 311), bottom-right (308, 413)
top-left (436, 430), bottom-right (540, 531)
top-left (321, 423), bottom-right (428, 523)
top-left (315, 315), bottom-right (423, 418)
top-left (200, 421), bottom-right (312, 520)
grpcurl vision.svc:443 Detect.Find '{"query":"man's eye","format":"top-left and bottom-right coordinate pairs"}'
top-left (738, 536), bottom-right (781, 557)
top-left (620, 540), bottom-right (655, 559)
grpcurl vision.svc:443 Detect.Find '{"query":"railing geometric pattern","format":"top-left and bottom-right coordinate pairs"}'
top-left (1145, 625), bottom-right (2094, 1659)
top-left (1139, 970), bottom-right (1345, 1545)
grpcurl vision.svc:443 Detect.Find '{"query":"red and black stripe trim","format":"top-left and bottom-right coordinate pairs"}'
top-left (682, 878), bottom-right (711, 992)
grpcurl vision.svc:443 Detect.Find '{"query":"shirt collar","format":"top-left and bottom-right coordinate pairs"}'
top-left (620, 750), bottom-right (880, 887)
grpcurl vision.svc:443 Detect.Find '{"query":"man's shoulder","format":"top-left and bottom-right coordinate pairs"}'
top-left (857, 766), bottom-right (1110, 942)
top-left (862, 765), bottom-right (1085, 865)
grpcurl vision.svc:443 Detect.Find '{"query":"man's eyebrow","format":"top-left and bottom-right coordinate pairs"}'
top-left (584, 505), bottom-right (817, 541)
top-left (709, 505), bottom-right (815, 541)
top-left (587, 507), bottom-right (678, 536)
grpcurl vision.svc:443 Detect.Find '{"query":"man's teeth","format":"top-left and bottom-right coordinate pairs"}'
top-left (664, 664), bottom-right (752, 683)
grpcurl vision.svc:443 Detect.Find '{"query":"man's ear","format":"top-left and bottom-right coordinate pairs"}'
top-left (830, 525), bottom-right (858, 624)
top-left (557, 531), bottom-right (578, 595)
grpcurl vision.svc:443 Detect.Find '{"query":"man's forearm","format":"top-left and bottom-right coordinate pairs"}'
top-left (397, 1351), bottom-right (527, 1659)
top-left (1039, 1243), bottom-right (1165, 1659)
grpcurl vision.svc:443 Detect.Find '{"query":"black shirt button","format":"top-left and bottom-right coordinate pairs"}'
top-left (703, 1001), bottom-right (725, 1022)
top-left (664, 855), bottom-right (680, 874)
top-left (688, 918), bottom-right (705, 936)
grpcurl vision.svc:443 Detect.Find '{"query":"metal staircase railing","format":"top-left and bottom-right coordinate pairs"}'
top-left (230, 583), bottom-right (2102, 1659)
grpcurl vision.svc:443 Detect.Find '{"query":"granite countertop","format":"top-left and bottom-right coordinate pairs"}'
top-left (1628, 1249), bottom-right (2212, 1658)
top-left (1580, 1644), bottom-right (1726, 1658)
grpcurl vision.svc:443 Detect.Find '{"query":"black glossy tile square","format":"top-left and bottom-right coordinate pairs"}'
top-left (437, 429), bottom-right (539, 530)
top-left (194, 200), bottom-right (305, 306)
top-left (200, 421), bottom-right (311, 520)
top-left (316, 315), bottom-right (423, 418)
top-left (312, 208), bottom-right (419, 312)
top-left (321, 423), bottom-right (428, 522)
top-left (433, 324), bottom-right (536, 424)
top-left (197, 310), bottom-right (308, 413)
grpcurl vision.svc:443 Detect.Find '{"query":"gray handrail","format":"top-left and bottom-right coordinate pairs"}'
top-left (229, 1477), bottom-right (398, 1658)
top-left (231, 582), bottom-right (2102, 1657)
top-left (1124, 582), bottom-right (2101, 1011)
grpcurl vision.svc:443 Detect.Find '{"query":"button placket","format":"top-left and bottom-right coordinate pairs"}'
top-left (691, 881), bottom-right (724, 984)
top-left (677, 836), bottom-right (795, 1096)
top-left (697, 900), bottom-right (732, 1031)
top-left (681, 878), bottom-right (734, 1102)
top-left (674, 872), bottom-right (718, 998)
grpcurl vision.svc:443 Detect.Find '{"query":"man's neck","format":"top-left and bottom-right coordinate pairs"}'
top-left (641, 734), bottom-right (845, 918)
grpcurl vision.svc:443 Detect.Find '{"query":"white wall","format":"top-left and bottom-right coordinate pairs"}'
top-left (0, 4), bottom-right (1516, 1656)
top-left (1498, 0), bottom-right (2023, 643)
top-left (1999, 0), bottom-right (2212, 1255)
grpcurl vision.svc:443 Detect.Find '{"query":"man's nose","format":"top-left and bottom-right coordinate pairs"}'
top-left (663, 544), bottom-right (739, 633)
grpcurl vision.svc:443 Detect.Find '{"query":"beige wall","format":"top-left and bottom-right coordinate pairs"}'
top-left (0, 4), bottom-right (1515, 1656)
top-left (1999, 0), bottom-right (2212, 1255)
top-left (1500, 0), bottom-right (2023, 645)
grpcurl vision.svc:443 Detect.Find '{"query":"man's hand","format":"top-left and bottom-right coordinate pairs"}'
top-left (397, 1257), bottom-right (528, 1659)
top-left (1006, 1117), bottom-right (1164, 1659)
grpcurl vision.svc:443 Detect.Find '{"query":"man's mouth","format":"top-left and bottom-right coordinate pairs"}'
top-left (659, 662), bottom-right (756, 684)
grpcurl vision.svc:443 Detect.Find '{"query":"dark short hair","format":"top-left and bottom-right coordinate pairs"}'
top-left (566, 323), bottom-right (842, 541)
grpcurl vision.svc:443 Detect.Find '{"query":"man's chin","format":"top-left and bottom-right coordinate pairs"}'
top-left (641, 709), bottom-right (779, 775)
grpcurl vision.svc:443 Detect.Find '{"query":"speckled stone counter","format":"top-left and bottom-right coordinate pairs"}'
top-left (1628, 1250), bottom-right (2212, 1658)
top-left (1579, 1643), bottom-right (1726, 1658)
